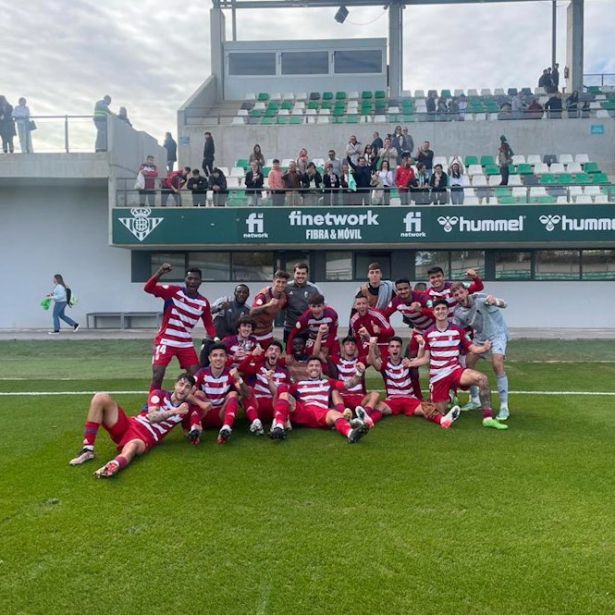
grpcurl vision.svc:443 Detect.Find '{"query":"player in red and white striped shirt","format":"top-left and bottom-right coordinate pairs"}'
top-left (368, 336), bottom-right (460, 428)
top-left (425, 267), bottom-right (484, 318)
top-left (349, 295), bottom-right (395, 355)
top-left (409, 299), bottom-right (508, 430)
top-left (69, 373), bottom-right (194, 478)
top-left (239, 341), bottom-right (291, 436)
top-left (221, 315), bottom-right (260, 369)
top-left (269, 357), bottom-right (371, 443)
top-left (285, 294), bottom-right (339, 358)
top-left (144, 263), bottom-right (215, 391)
top-left (187, 343), bottom-right (245, 444)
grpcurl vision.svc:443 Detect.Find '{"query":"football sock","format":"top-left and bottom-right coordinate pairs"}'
top-left (497, 373), bottom-right (509, 407)
top-left (482, 407), bottom-right (494, 419)
top-left (469, 385), bottom-right (480, 404)
top-left (83, 421), bottom-right (100, 447)
top-left (273, 398), bottom-right (290, 425)
top-left (334, 417), bottom-right (351, 437)
top-left (334, 402), bottom-right (345, 414)
top-left (114, 455), bottom-right (128, 470)
top-left (366, 407), bottom-right (383, 423)
top-left (428, 413), bottom-right (443, 425)
top-left (223, 397), bottom-right (239, 428)
top-left (244, 404), bottom-right (258, 423)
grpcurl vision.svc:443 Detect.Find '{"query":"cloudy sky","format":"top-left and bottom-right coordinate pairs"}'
top-left (2, 0), bottom-right (614, 150)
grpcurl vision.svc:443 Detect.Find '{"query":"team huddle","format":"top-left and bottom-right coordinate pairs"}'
top-left (69, 261), bottom-right (510, 478)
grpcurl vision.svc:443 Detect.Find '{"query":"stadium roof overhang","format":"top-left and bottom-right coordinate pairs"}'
top-left (212, 0), bottom-right (541, 8)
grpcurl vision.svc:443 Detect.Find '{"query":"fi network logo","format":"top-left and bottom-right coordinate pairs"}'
top-left (400, 211), bottom-right (426, 238)
top-left (244, 212), bottom-right (268, 238)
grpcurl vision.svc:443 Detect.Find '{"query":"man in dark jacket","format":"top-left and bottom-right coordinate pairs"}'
top-left (202, 131), bottom-right (215, 176)
top-left (346, 155), bottom-right (373, 206)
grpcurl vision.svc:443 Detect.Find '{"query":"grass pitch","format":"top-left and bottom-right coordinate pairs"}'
top-left (1, 340), bottom-right (615, 615)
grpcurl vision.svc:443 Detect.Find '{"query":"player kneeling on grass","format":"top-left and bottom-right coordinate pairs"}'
top-left (269, 356), bottom-right (371, 443)
top-left (408, 299), bottom-right (508, 430)
top-left (69, 373), bottom-right (194, 478)
top-left (186, 343), bottom-right (246, 445)
top-left (368, 336), bottom-right (460, 428)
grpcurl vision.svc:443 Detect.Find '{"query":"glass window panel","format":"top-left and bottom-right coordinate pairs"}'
top-left (450, 250), bottom-right (484, 279)
top-left (150, 253), bottom-right (186, 281)
top-left (415, 251), bottom-right (448, 282)
top-left (535, 250), bottom-right (580, 280)
top-left (334, 50), bottom-right (383, 74)
top-left (582, 249), bottom-right (615, 280)
top-left (228, 53), bottom-right (276, 76)
top-left (281, 51), bottom-right (328, 75)
top-left (189, 252), bottom-right (231, 281)
top-left (326, 251), bottom-right (352, 281)
top-left (232, 252), bottom-right (274, 281)
top-left (494, 251), bottom-right (532, 280)
top-left (277, 252), bottom-right (312, 275)
top-left (355, 254), bottom-right (391, 279)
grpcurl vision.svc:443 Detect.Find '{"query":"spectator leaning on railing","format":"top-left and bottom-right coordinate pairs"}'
top-left (137, 156), bottom-right (159, 207)
top-left (11, 97), bottom-right (33, 153)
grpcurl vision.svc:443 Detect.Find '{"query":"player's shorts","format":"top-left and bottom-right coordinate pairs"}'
top-left (293, 401), bottom-right (330, 429)
top-left (152, 343), bottom-right (199, 369)
top-left (340, 392), bottom-right (366, 410)
top-left (104, 406), bottom-right (156, 452)
top-left (253, 331), bottom-right (274, 348)
top-left (430, 366), bottom-right (468, 403)
top-left (383, 395), bottom-right (421, 416)
top-left (200, 405), bottom-right (225, 429)
top-left (254, 397), bottom-right (275, 421)
top-left (475, 332), bottom-right (508, 357)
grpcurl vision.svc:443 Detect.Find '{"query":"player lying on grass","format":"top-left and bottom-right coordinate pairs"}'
top-left (269, 356), bottom-right (371, 443)
top-left (408, 299), bottom-right (508, 430)
top-left (69, 373), bottom-right (194, 478)
top-left (451, 282), bottom-right (511, 420)
top-left (368, 336), bottom-right (460, 428)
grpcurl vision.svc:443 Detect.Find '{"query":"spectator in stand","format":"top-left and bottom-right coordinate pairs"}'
top-left (552, 63), bottom-right (560, 90)
top-left (511, 92), bottom-right (526, 120)
top-left (363, 144), bottom-right (377, 168)
top-left (268, 159), bottom-right (285, 207)
top-left (429, 164), bottom-right (448, 205)
top-left (297, 148), bottom-right (310, 174)
top-left (340, 160), bottom-right (354, 206)
top-left (11, 97), bottom-right (33, 153)
top-left (137, 155), bottom-right (159, 207)
top-left (202, 131), bottom-right (215, 176)
top-left (93, 94), bottom-right (112, 152)
top-left (303, 162), bottom-right (323, 206)
top-left (187, 168), bottom-right (208, 207)
top-left (326, 149), bottom-right (342, 178)
top-left (394, 154), bottom-right (415, 206)
top-left (437, 97), bottom-right (449, 121)
top-left (409, 162), bottom-right (430, 205)
top-left (538, 68), bottom-right (551, 90)
top-left (376, 160), bottom-right (394, 206)
top-left (416, 141), bottom-right (435, 179)
top-left (448, 157), bottom-right (467, 205)
top-left (245, 160), bottom-right (264, 207)
top-left (566, 90), bottom-right (579, 118)
top-left (249, 144), bottom-right (265, 170)
top-left (117, 107), bottom-right (132, 127)
top-left (208, 168), bottom-right (228, 207)
top-left (346, 154), bottom-right (373, 206)
top-left (371, 131), bottom-right (383, 158)
top-left (377, 136), bottom-right (398, 171)
top-left (322, 162), bottom-right (341, 206)
top-left (370, 169), bottom-right (384, 206)
top-left (163, 132), bottom-right (177, 172)
top-left (283, 160), bottom-right (306, 206)
top-left (345, 135), bottom-right (362, 166)
top-left (0, 95), bottom-right (16, 153)
top-left (394, 127), bottom-right (413, 163)
top-left (426, 91), bottom-right (437, 118)
top-left (545, 92), bottom-right (563, 119)
top-left (160, 166), bottom-right (189, 207)
top-left (497, 136), bottom-right (514, 186)
top-left (527, 98), bottom-right (544, 120)
top-left (448, 97), bottom-right (460, 121)
top-left (458, 94), bottom-right (468, 120)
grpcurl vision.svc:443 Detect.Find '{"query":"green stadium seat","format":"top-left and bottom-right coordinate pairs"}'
top-left (592, 172), bottom-right (609, 184)
top-left (335, 91), bottom-right (347, 100)
top-left (388, 114), bottom-right (401, 123)
top-left (267, 101), bottom-right (280, 110)
top-left (494, 187), bottom-right (512, 198)
top-left (517, 163), bottom-right (533, 175)
top-left (499, 196), bottom-right (518, 205)
top-left (260, 117), bottom-right (274, 125)
top-left (264, 108), bottom-right (276, 118)
top-left (573, 172), bottom-right (592, 184)
top-left (587, 86), bottom-right (601, 94)
top-left (332, 107), bottom-right (345, 116)
top-left (322, 91), bottom-right (334, 100)
top-left (346, 114), bottom-right (359, 124)
top-left (538, 196), bottom-right (555, 204)
top-left (582, 161), bottom-right (600, 173)
top-left (464, 155), bottom-right (479, 166)
top-left (441, 89), bottom-right (452, 98)
top-left (321, 100), bottom-right (332, 110)
top-left (289, 116), bottom-right (303, 125)
top-left (361, 91), bottom-right (373, 100)
top-left (539, 174), bottom-right (557, 185)
top-left (402, 114), bottom-right (415, 122)
top-left (262, 166), bottom-right (271, 175)
top-left (307, 100), bottom-right (319, 110)
top-left (249, 109), bottom-right (262, 118)
top-left (257, 92), bottom-right (269, 101)
top-left (235, 158), bottom-right (249, 170)
top-left (332, 116), bottom-right (344, 125)
top-left (558, 173), bottom-right (573, 185)
top-left (480, 155), bottom-right (495, 166)
top-left (375, 90), bottom-right (386, 99)
top-left (281, 100), bottom-right (293, 110)
top-left (484, 164), bottom-right (500, 175)
top-left (276, 116), bottom-right (290, 125)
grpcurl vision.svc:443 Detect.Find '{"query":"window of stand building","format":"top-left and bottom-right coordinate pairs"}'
top-left (535, 250), bottom-right (580, 280)
top-left (494, 251), bottom-right (532, 280)
top-left (581, 249), bottom-right (615, 280)
top-left (228, 53), bottom-right (276, 76)
top-left (277, 252), bottom-right (311, 273)
top-left (189, 252), bottom-right (231, 281)
top-left (281, 51), bottom-right (328, 75)
top-left (325, 251), bottom-right (352, 281)
top-left (232, 252), bottom-right (274, 281)
top-left (450, 250), bottom-right (484, 279)
top-left (415, 251), bottom-right (449, 282)
top-left (334, 50), bottom-right (383, 74)
top-left (151, 253), bottom-right (186, 281)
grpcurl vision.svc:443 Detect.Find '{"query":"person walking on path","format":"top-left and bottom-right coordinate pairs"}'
top-left (47, 274), bottom-right (79, 334)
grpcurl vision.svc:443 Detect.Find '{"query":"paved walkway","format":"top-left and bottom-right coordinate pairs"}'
top-left (1, 327), bottom-right (615, 340)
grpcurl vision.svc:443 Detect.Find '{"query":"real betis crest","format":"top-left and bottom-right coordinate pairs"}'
top-left (119, 208), bottom-right (163, 241)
